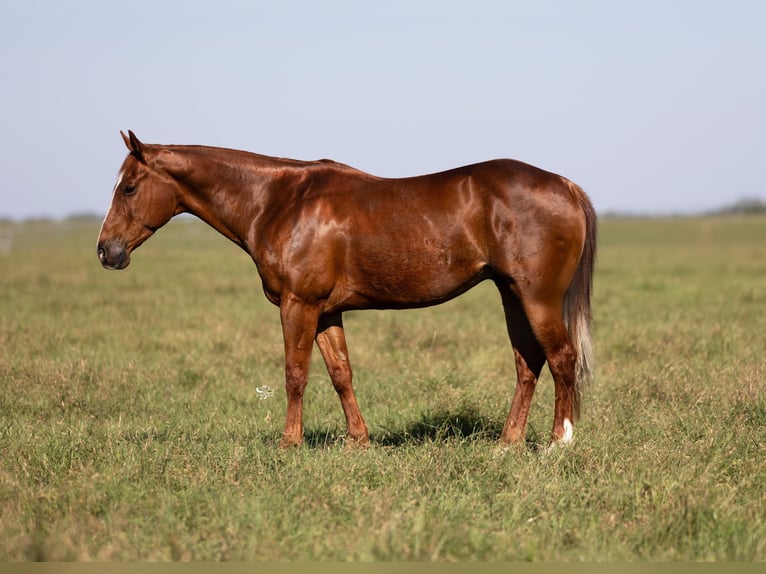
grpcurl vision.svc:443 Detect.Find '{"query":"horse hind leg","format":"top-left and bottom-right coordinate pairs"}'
top-left (497, 284), bottom-right (546, 446)
top-left (315, 313), bottom-right (370, 446)
top-left (521, 298), bottom-right (579, 445)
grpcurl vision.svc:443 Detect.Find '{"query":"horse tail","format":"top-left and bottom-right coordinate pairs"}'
top-left (563, 181), bottom-right (597, 420)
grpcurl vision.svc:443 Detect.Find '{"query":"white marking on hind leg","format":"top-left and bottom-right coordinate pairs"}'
top-left (545, 418), bottom-right (575, 453)
top-left (562, 418), bottom-right (574, 443)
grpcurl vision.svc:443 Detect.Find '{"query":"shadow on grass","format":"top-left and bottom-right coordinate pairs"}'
top-left (372, 405), bottom-right (505, 447)
top-left (262, 406), bottom-right (546, 450)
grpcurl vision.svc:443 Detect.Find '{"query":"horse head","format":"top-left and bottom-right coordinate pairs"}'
top-left (97, 131), bottom-right (183, 269)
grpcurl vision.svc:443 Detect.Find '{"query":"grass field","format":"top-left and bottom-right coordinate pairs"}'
top-left (1, 214), bottom-right (765, 560)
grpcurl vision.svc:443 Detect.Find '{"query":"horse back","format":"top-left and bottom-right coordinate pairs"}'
top-left (257, 158), bottom-right (588, 312)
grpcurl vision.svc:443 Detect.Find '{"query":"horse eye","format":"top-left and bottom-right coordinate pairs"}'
top-left (123, 185), bottom-right (137, 196)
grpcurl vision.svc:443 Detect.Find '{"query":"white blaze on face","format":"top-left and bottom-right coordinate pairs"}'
top-left (113, 168), bottom-right (126, 194)
top-left (98, 169), bottom-right (124, 240)
top-left (562, 418), bottom-right (574, 443)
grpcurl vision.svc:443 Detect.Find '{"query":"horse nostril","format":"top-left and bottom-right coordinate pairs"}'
top-left (97, 242), bottom-right (130, 269)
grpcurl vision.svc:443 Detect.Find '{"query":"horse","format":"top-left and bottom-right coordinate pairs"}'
top-left (98, 131), bottom-right (596, 448)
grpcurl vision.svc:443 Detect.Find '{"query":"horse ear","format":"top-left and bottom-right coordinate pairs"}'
top-left (120, 130), bottom-right (146, 163)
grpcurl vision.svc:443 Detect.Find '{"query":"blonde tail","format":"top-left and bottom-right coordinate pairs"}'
top-left (563, 182), bottom-right (597, 420)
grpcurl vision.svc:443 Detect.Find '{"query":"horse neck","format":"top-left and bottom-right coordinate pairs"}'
top-left (169, 146), bottom-right (295, 250)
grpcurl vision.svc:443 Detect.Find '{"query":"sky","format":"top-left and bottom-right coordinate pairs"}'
top-left (1, 0), bottom-right (764, 219)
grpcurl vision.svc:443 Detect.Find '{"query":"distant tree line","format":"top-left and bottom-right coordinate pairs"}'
top-left (708, 197), bottom-right (766, 215)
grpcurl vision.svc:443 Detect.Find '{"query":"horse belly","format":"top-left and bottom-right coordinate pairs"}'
top-left (345, 239), bottom-right (487, 308)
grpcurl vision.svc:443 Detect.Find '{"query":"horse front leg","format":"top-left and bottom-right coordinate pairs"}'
top-left (278, 296), bottom-right (321, 448)
top-left (315, 313), bottom-right (369, 446)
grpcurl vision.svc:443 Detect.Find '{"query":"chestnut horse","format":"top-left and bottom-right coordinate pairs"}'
top-left (98, 131), bottom-right (596, 448)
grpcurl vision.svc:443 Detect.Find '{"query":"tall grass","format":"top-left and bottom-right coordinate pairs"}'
top-left (0, 215), bottom-right (764, 560)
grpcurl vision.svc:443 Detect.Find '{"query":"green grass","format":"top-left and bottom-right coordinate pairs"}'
top-left (1, 215), bottom-right (765, 560)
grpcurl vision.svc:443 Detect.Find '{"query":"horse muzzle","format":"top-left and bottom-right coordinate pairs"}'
top-left (97, 240), bottom-right (131, 270)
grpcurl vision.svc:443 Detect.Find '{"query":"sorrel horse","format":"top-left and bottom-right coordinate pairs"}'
top-left (98, 131), bottom-right (596, 448)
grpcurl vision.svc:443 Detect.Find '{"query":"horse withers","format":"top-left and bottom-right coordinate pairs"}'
top-left (98, 131), bottom-right (596, 448)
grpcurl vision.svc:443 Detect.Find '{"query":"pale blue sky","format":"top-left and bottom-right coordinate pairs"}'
top-left (1, 0), bottom-right (764, 219)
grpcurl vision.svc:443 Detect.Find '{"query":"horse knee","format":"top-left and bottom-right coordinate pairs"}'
top-left (285, 366), bottom-right (309, 397)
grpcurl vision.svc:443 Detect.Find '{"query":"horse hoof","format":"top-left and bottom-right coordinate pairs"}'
top-left (344, 434), bottom-right (370, 449)
top-left (279, 436), bottom-right (303, 449)
top-left (545, 437), bottom-right (575, 454)
top-left (493, 441), bottom-right (527, 458)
